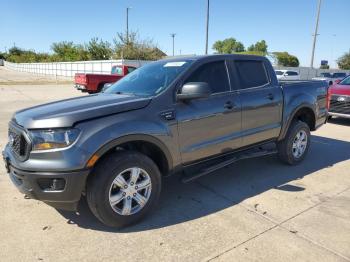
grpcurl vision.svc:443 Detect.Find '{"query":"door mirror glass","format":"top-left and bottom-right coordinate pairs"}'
top-left (177, 82), bottom-right (211, 101)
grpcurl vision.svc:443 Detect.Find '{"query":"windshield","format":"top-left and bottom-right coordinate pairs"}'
top-left (339, 76), bottom-right (350, 85)
top-left (105, 60), bottom-right (193, 96)
top-left (275, 71), bottom-right (283, 75)
top-left (320, 73), bottom-right (331, 78)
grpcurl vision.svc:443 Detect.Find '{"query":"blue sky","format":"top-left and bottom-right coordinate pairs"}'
top-left (1, 0), bottom-right (349, 67)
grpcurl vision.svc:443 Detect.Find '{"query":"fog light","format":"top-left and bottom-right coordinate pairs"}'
top-left (37, 178), bottom-right (66, 191)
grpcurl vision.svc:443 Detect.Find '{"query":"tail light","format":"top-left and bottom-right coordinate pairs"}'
top-left (326, 87), bottom-right (331, 110)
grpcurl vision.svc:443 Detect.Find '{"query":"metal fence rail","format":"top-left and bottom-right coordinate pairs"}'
top-left (4, 59), bottom-right (350, 80)
top-left (4, 59), bottom-right (149, 78)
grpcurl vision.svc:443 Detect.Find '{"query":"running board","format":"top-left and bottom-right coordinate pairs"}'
top-left (181, 149), bottom-right (277, 183)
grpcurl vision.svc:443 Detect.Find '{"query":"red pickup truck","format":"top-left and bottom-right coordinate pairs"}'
top-left (74, 65), bottom-right (137, 93)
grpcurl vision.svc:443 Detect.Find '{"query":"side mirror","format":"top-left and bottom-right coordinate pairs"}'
top-left (177, 82), bottom-right (211, 101)
top-left (102, 82), bottom-right (114, 92)
top-left (334, 79), bottom-right (341, 84)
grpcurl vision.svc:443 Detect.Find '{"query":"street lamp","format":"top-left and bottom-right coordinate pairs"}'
top-left (205, 0), bottom-right (210, 55)
top-left (126, 7), bottom-right (132, 44)
top-left (170, 33), bottom-right (176, 56)
top-left (310, 0), bottom-right (322, 68)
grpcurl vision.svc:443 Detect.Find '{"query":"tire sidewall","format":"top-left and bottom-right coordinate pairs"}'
top-left (286, 122), bottom-right (311, 164)
top-left (88, 152), bottom-right (161, 227)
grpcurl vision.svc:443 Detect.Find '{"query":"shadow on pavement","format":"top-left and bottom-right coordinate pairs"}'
top-left (328, 117), bottom-right (350, 126)
top-left (57, 135), bottom-right (350, 232)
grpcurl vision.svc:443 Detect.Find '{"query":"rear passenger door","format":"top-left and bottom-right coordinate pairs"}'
top-left (176, 60), bottom-right (242, 164)
top-left (232, 60), bottom-right (283, 146)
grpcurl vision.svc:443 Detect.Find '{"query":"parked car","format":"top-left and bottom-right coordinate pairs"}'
top-left (328, 75), bottom-right (350, 119)
top-left (312, 72), bottom-right (347, 86)
top-left (3, 55), bottom-right (328, 228)
top-left (74, 64), bottom-right (137, 94)
top-left (275, 70), bottom-right (301, 81)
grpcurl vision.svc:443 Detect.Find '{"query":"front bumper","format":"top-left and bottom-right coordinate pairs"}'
top-left (329, 112), bottom-right (350, 119)
top-left (2, 152), bottom-right (89, 211)
top-left (74, 84), bottom-right (87, 92)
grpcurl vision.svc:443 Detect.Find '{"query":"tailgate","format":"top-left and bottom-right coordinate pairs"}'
top-left (75, 73), bottom-right (88, 85)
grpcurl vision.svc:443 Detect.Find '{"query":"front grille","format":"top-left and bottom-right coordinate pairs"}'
top-left (8, 122), bottom-right (31, 160)
top-left (329, 95), bottom-right (350, 114)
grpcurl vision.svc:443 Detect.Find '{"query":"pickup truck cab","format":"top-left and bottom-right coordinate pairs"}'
top-left (3, 55), bottom-right (328, 228)
top-left (74, 64), bottom-right (136, 94)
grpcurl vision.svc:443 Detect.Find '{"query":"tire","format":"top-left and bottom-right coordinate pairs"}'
top-left (86, 151), bottom-right (162, 228)
top-left (277, 121), bottom-right (311, 165)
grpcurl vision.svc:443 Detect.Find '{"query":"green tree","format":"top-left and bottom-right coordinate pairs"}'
top-left (273, 52), bottom-right (299, 67)
top-left (113, 31), bottom-right (166, 60)
top-left (337, 51), bottom-right (350, 70)
top-left (212, 38), bottom-right (245, 54)
top-left (86, 37), bottom-right (113, 60)
top-left (247, 40), bottom-right (268, 53)
top-left (51, 41), bottom-right (89, 61)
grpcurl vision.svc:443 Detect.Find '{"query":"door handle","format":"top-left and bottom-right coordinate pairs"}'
top-left (224, 101), bottom-right (234, 110)
top-left (267, 93), bottom-right (274, 100)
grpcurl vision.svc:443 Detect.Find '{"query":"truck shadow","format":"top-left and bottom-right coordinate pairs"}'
top-left (57, 135), bottom-right (350, 232)
top-left (328, 117), bottom-right (350, 127)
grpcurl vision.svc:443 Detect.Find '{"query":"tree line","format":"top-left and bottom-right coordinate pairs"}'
top-left (0, 31), bottom-right (166, 63)
top-left (212, 37), bottom-right (350, 69)
top-left (1, 34), bottom-right (349, 70)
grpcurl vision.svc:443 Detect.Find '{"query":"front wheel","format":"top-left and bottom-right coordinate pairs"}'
top-left (86, 151), bottom-right (162, 228)
top-left (277, 121), bottom-right (311, 165)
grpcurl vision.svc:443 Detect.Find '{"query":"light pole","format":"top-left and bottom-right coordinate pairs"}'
top-left (205, 0), bottom-right (210, 55)
top-left (126, 7), bottom-right (132, 44)
top-left (170, 33), bottom-right (176, 56)
top-left (310, 0), bottom-right (322, 68)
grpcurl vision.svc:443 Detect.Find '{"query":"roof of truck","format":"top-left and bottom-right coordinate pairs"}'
top-left (159, 54), bottom-right (269, 63)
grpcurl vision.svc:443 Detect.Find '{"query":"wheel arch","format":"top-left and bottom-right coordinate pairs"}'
top-left (87, 134), bottom-right (173, 176)
top-left (279, 104), bottom-right (316, 141)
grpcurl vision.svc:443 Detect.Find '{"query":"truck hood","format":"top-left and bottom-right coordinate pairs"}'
top-left (14, 93), bottom-right (151, 129)
top-left (329, 84), bottom-right (350, 96)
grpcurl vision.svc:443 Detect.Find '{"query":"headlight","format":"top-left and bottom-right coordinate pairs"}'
top-left (28, 128), bottom-right (80, 151)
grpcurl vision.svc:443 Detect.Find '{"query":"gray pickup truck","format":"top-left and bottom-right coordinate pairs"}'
top-left (3, 55), bottom-right (328, 228)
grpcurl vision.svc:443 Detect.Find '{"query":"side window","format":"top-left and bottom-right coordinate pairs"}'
top-left (185, 61), bottom-right (230, 93)
top-left (235, 60), bottom-right (269, 89)
top-left (287, 71), bottom-right (298, 76)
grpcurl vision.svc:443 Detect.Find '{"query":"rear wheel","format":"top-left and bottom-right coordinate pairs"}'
top-left (86, 151), bottom-right (162, 228)
top-left (277, 121), bottom-right (310, 165)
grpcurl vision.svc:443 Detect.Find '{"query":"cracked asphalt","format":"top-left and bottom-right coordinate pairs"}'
top-left (0, 68), bottom-right (349, 261)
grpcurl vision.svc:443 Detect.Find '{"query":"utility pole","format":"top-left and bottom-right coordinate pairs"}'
top-left (205, 0), bottom-right (210, 55)
top-left (310, 0), bottom-right (322, 68)
top-left (126, 7), bottom-right (132, 44)
top-left (170, 33), bottom-right (176, 56)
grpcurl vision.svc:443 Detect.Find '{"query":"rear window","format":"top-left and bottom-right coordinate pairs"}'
top-left (111, 66), bottom-right (123, 75)
top-left (333, 73), bottom-right (346, 78)
top-left (235, 60), bottom-right (269, 89)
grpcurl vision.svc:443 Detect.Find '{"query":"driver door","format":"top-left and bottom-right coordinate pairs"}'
top-left (176, 60), bottom-right (242, 164)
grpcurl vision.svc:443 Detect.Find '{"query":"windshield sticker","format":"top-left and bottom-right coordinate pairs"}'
top-left (164, 62), bottom-right (187, 67)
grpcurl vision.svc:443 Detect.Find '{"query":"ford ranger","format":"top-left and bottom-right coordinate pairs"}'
top-left (3, 55), bottom-right (328, 228)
